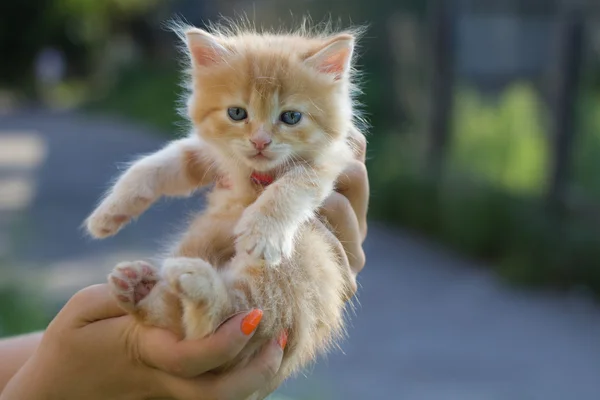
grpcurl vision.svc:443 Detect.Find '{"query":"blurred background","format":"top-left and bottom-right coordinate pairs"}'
top-left (2, 0), bottom-right (600, 399)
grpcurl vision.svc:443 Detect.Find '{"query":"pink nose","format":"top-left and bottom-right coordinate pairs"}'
top-left (250, 137), bottom-right (272, 151)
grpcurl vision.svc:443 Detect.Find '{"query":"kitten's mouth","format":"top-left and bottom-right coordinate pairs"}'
top-left (244, 150), bottom-right (282, 171)
top-left (250, 151), bottom-right (270, 160)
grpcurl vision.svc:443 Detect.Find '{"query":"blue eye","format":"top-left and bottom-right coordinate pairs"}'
top-left (228, 107), bottom-right (248, 121)
top-left (280, 111), bottom-right (302, 125)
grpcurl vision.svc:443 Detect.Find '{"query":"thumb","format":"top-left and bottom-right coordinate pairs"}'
top-left (138, 309), bottom-right (263, 378)
top-left (59, 284), bottom-right (127, 327)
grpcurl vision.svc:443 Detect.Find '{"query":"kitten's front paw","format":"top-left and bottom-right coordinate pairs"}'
top-left (234, 214), bottom-right (294, 266)
top-left (86, 209), bottom-right (130, 238)
top-left (86, 196), bottom-right (151, 238)
top-left (108, 260), bottom-right (158, 312)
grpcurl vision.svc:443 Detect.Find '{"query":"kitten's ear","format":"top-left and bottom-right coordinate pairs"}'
top-left (185, 28), bottom-right (230, 68)
top-left (304, 34), bottom-right (355, 79)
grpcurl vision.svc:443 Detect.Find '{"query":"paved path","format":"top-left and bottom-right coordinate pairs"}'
top-left (1, 110), bottom-right (600, 400)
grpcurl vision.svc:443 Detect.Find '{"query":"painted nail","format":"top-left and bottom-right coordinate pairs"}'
top-left (277, 330), bottom-right (288, 350)
top-left (241, 309), bottom-right (263, 335)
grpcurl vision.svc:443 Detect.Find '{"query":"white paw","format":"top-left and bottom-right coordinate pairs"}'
top-left (86, 208), bottom-right (130, 238)
top-left (108, 260), bottom-right (158, 311)
top-left (163, 258), bottom-right (220, 303)
top-left (86, 196), bottom-right (151, 238)
top-left (234, 213), bottom-right (294, 266)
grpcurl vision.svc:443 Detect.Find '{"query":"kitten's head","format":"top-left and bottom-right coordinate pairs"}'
top-left (177, 21), bottom-right (362, 172)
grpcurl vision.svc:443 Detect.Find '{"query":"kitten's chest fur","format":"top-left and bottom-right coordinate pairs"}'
top-left (174, 172), bottom-right (272, 266)
top-left (207, 171), bottom-right (270, 213)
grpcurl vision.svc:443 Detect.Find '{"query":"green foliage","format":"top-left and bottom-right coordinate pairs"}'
top-left (449, 83), bottom-right (549, 195)
top-left (54, 0), bottom-right (163, 46)
top-left (447, 82), bottom-right (600, 201)
top-left (0, 284), bottom-right (49, 337)
top-left (368, 83), bottom-right (600, 299)
top-left (0, 0), bottom-right (60, 88)
top-left (86, 63), bottom-right (184, 134)
top-left (0, 0), bottom-right (165, 92)
top-left (572, 91), bottom-right (600, 200)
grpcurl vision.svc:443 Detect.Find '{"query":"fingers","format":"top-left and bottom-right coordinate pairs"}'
top-left (312, 218), bottom-right (357, 301)
top-left (157, 334), bottom-right (285, 400)
top-left (139, 310), bottom-right (263, 378)
top-left (314, 126), bottom-right (368, 299)
top-left (212, 335), bottom-right (285, 400)
top-left (348, 125), bottom-right (367, 163)
top-left (319, 192), bottom-right (366, 281)
top-left (335, 159), bottom-right (369, 241)
top-left (57, 284), bottom-right (127, 328)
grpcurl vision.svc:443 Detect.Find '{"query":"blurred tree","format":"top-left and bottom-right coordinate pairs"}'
top-left (0, 0), bottom-right (65, 91)
top-left (55, 0), bottom-right (161, 44)
top-left (357, 0), bottom-right (427, 131)
top-left (0, 0), bottom-right (172, 97)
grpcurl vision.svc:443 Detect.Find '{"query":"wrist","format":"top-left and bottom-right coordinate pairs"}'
top-left (0, 352), bottom-right (54, 400)
top-left (0, 332), bottom-right (43, 392)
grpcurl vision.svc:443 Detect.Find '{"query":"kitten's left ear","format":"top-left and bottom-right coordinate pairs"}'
top-left (304, 34), bottom-right (355, 79)
top-left (185, 28), bottom-right (230, 68)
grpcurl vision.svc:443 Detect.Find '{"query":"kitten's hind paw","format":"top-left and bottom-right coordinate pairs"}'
top-left (163, 258), bottom-right (225, 304)
top-left (163, 258), bottom-right (229, 339)
top-left (108, 261), bottom-right (158, 312)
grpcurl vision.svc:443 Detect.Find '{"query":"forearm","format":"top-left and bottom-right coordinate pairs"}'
top-left (262, 167), bottom-right (334, 224)
top-left (86, 136), bottom-right (216, 238)
top-left (111, 136), bottom-right (216, 199)
top-left (0, 332), bottom-right (43, 392)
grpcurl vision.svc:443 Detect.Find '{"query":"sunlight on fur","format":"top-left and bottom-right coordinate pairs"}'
top-left (84, 16), bottom-right (367, 399)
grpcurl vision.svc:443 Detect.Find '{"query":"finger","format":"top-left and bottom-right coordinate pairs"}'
top-left (214, 335), bottom-right (285, 400)
top-left (335, 159), bottom-right (369, 241)
top-left (139, 309), bottom-right (263, 378)
top-left (348, 125), bottom-right (367, 163)
top-left (312, 218), bottom-right (357, 301)
top-left (319, 193), bottom-right (366, 281)
top-left (58, 284), bottom-right (127, 328)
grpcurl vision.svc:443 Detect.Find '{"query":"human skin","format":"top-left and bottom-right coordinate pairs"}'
top-left (0, 286), bottom-right (283, 400)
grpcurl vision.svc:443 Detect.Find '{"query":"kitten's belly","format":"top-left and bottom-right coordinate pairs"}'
top-left (208, 186), bottom-right (257, 213)
top-left (174, 187), bottom-right (254, 265)
top-left (172, 190), bottom-right (350, 390)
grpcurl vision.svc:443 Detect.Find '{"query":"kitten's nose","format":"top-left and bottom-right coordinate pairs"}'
top-left (250, 137), bottom-right (272, 151)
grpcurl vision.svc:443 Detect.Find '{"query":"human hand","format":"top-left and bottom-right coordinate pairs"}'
top-left (0, 284), bottom-right (284, 400)
top-left (319, 127), bottom-right (369, 298)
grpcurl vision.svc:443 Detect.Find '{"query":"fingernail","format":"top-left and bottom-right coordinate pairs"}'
top-left (241, 309), bottom-right (263, 335)
top-left (277, 330), bottom-right (288, 350)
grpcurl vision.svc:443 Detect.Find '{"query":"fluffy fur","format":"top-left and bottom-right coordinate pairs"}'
top-left (85, 18), bottom-right (366, 398)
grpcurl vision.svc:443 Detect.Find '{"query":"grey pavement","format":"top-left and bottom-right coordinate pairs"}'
top-left (1, 110), bottom-right (600, 400)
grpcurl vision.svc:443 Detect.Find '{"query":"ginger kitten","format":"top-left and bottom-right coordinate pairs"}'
top-left (85, 20), bottom-right (366, 398)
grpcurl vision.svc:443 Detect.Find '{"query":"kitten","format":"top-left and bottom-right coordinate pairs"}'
top-left (85, 20), bottom-right (366, 398)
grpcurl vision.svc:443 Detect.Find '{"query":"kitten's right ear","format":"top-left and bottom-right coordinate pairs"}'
top-left (304, 34), bottom-right (355, 80)
top-left (185, 28), bottom-right (230, 68)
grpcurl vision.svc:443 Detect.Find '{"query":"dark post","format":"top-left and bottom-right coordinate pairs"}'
top-left (546, 7), bottom-right (584, 211)
top-left (426, 0), bottom-right (456, 180)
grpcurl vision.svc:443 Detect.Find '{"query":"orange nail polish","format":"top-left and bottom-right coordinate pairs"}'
top-left (241, 309), bottom-right (263, 335)
top-left (277, 330), bottom-right (288, 350)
